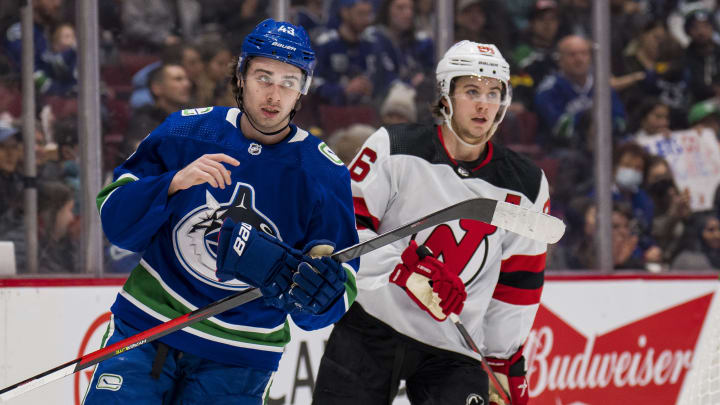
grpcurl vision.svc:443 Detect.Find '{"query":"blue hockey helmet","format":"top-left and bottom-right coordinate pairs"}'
top-left (239, 19), bottom-right (316, 94)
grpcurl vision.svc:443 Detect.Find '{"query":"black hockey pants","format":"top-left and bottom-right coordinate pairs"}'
top-left (312, 303), bottom-right (489, 405)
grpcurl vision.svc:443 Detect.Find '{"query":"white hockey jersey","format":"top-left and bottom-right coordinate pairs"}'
top-left (349, 123), bottom-right (550, 361)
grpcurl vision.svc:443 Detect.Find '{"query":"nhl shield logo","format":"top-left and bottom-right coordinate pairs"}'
top-left (248, 143), bottom-right (262, 155)
top-left (172, 182), bottom-right (280, 290)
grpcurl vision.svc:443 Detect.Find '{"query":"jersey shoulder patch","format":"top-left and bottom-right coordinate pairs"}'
top-left (317, 141), bottom-right (344, 166)
top-left (181, 106), bottom-right (213, 116)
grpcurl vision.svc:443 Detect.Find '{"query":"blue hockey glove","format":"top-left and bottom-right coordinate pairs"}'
top-left (288, 256), bottom-right (347, 315)
top-left (216, 219), bottom-right (300, 298)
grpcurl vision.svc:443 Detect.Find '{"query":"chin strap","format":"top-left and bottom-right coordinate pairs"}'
top-left (440, 95), bottom-right (485, 149)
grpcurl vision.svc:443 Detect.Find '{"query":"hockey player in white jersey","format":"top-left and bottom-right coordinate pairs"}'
top-left (312, 41), bottom-right (550, 405)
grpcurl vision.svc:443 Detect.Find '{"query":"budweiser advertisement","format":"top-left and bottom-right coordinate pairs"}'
top-left (0, 275), bottom-right (718, 405)
top-left (525, 275), bottom-right (718, 405)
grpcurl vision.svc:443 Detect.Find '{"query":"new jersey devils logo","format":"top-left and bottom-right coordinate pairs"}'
top-left (422, 219), bottom-right (496, 282)
top-left (173, 183), bottom-right (280, 290)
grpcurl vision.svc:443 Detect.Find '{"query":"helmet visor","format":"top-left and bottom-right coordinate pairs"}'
top-left (241, 58), bottom-right (311, 95)
top-left (450, 75), bottom-right (511, 105)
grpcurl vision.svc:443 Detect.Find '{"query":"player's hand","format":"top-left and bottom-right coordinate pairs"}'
top-left (215, 219), bottom-right (299, 297)
top-left (168, 153), bottom-right (240, 195)
top-left (289, 254), bottom-right (347, 315)
top-left (389, 241), bottom-right (466, 321)
top-left (487, 350), bottom-right (529, 405)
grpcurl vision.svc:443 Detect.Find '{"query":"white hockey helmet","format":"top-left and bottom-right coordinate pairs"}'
top-left (436, 41), bottom-right (512, 138)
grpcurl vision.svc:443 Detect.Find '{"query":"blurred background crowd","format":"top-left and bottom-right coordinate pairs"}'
top-left (0, 0), bottom-right (719, 275)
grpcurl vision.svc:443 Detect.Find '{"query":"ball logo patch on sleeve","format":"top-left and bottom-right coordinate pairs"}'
top-left (96, 373), bottom-right (123, 391)
top-left (318, 142), bottom-right (344, 166)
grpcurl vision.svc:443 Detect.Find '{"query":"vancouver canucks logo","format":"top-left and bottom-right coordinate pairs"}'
top-left (172, 183), bottom-right (280, 290)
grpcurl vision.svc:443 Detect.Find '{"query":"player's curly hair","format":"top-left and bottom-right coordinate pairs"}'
top-left (229, 56), bottom-right (242, 106)
top-left (430, 78), bottom-right (456, 119)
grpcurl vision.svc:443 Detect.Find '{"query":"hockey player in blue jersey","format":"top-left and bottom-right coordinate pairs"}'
top-left (84, 19), bottom-right (359, 405)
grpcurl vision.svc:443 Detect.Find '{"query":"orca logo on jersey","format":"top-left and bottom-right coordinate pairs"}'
top-left (173, 183), bottom-right (281, 290)
top-left (422, 219), bottom-right (497, 281)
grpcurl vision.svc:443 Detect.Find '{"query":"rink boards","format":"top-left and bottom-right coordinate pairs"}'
top-left (0, 274), bottom-right (717, 405)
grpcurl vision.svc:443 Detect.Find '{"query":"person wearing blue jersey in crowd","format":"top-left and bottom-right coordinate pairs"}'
top-left (84, 19), bottom-right (359, 405)
top-left (3, 0), bottom-right (77, 96)
top-left (312, 0), bottom-right (377, 105)
top-left (369, 0), bottom-right (434, 98)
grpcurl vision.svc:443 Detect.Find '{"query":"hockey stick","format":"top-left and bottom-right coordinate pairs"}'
top-left (0, 197), bottom-right (562, 402)
top-left (414, 245), bottom-right (513, 404)
top-left (450, 314), bottom-right (513, 405)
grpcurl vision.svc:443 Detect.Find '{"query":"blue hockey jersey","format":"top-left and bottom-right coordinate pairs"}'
top-left (4, 22), bottom-right (77, 95)
top-left (369, 26), bottom-right (434, 96)
top-left (312, 29), bottom-right (378, 105)
top-left (96, 106), bottom-right (359, 371)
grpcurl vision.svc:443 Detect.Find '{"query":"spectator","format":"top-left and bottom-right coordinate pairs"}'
top-left (182, 44), bottom-right (215, 107)
top-left (325, 0), bottom-right (382, 31)
top-left (455, 0), bottom-right (511, 51)
top-left (326, 123), bottom-right (376, 165)
top-left (51, 22), bottom-right (76, 53)
top-left (672, 212), bottom-right (720, 270)
top-left (125, 63), bottom-right (191, 154)
top-left (379, 82), bottom-right (416, 125)
top-left (120, 0), bottom-right (181, 51)
top-left (609, 0), bottom-right (649, 75)
top-left (52, 116), bottom-right (80, 197)
top-left (370, 0), bottom-right (434, 98)
top-left (684, 9), bottom-right (720, 103)
top-left (566, 200), bottom-right (646, 269)
top-left (666, 0), bottom-right (713, 48)
top-left (414, 0), bottom-right (434, 38)
top-left (551, 111), bottom-right (594, 214)
top-left (199, 40), bottom-right (233, 99)
top-left (645, 155), bottom-right (691, 264)
top-left (611, 141), bottom-right (662, 265)
top-left (312, 0), bottom-right (377, 105)
top-left (629, 98), bottom-right (671, 140)
top-left (0, 121), bottom-right (22, 235)
top-left (198, 0), bottom-right (268, 52)
top-left (3, 0), bottom-right (78, 96)
top-left (130, 43), bottom-right (214, 109)
top-left (291, 0), bottom-right (326, 41)
top-left (0, 181), bottom-right (79, 273)
top-left (535, 35), bottom-right (626, 148)
top-left (557, 0), bottom-right (592, 38)
top-left (611, 202), bottom-right (648, 270)
top-left (688, 98), bottom-right (720, 137)
top-left (616, 20), bottom-right (688, 124)
top-left (511, 0), bottom-right (561, 109)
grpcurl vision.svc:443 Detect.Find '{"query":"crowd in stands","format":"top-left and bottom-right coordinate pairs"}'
top-left (1, 0), bottom-right (719, 274)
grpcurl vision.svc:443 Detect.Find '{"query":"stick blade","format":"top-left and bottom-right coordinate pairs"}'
top-left (489, 200), bottom-right (566, 244)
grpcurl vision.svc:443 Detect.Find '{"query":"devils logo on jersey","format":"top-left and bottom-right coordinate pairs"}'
top-left (173, 183), bottom-right (280, 290)
top-left (421, 219), bottom-right (496, 284)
